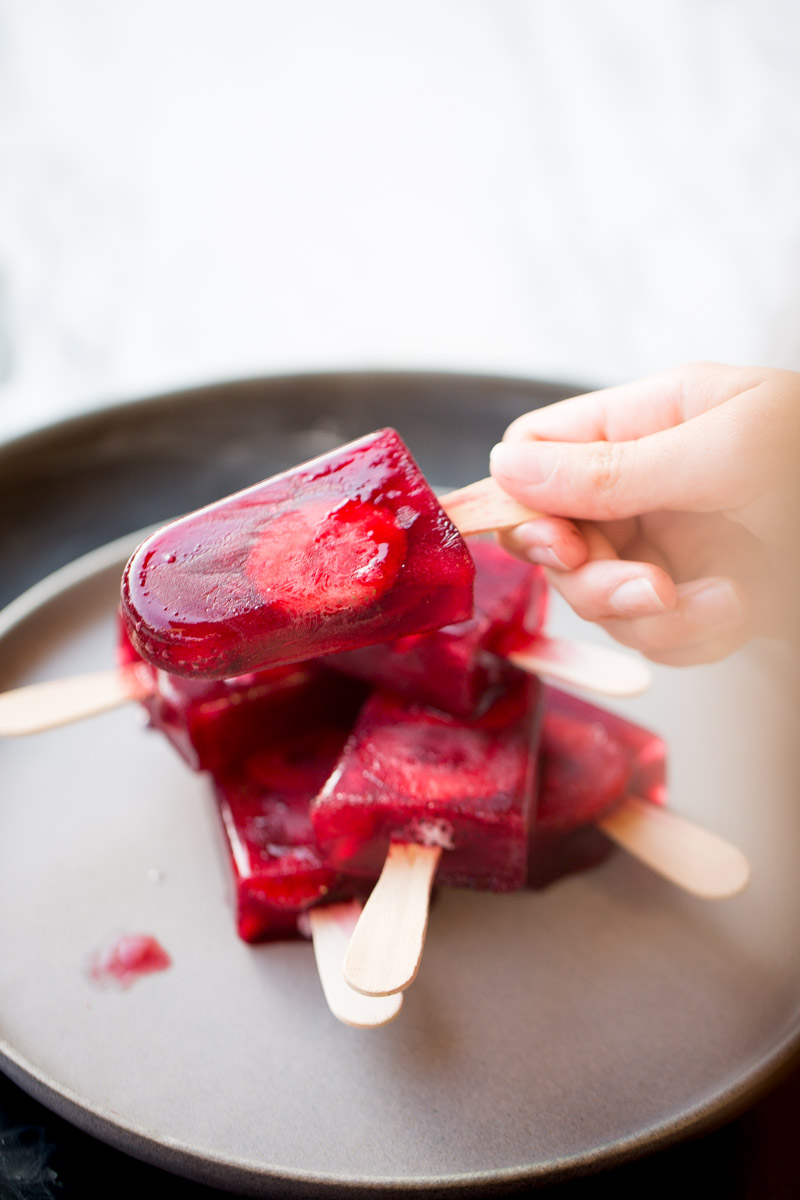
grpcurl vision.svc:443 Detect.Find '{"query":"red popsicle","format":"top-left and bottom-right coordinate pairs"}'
top-left (528, 686), bottom-right (665, 888)
top-left (121, 429), bottom-right (475, 679)
top-left (311, 675), bottom-right (544, 893)
top-left (314, 676), bottom-right (544, 996)
top-left (529, 687), bottom-right (748, 899)
top-left (211, 726), bottom-right (403, 1027)
top-left (117, 617), bottom-right (367, 775)
top-left (213, 726), bottom-right (366, 943)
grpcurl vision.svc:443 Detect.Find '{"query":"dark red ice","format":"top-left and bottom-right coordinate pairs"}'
top-left (120, 428), bottom-right (474, 679)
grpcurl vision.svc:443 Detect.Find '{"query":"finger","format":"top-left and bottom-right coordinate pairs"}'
top-left (542, 557), bottom-right (678, 624)
top-left (605, 524), bottom-right (675, 576)
top-left (490, 383), bottom-right (776, 523)
top-left (496, 516), bottom-right (589, 570)
top-left (502, 362), bottom-right (768, 444)
top-left (612, 630), bottom-right (749, 668)
top-left (599, 577), bottom-right (747, 660)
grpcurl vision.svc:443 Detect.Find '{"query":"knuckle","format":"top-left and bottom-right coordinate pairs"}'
top-left (584, 440), bottom-right (629, 499)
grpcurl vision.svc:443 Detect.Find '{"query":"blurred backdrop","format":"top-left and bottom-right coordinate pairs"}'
top-left (1, 0), bottom-right (799, 440)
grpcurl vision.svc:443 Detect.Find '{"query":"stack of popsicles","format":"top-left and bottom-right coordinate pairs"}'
top-left (0, 427), bottom-right (749, 1027)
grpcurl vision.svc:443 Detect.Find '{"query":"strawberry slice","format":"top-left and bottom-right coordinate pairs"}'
top-left (245, 497), bottom-right (406, 615)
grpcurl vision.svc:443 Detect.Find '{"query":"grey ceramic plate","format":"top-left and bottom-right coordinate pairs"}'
top-left (0, 374), bottom-right (799, 1197)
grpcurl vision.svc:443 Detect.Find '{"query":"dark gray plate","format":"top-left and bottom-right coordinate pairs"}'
top-left (0, 372), bottom-right (798, 1198)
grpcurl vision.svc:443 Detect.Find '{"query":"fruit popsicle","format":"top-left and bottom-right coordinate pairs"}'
top-left (121, 428), bottom-right (475, 679)
top-left (213, 725), bottom-right (369, 943)
top-left (211, 726), bottom-right (403, 1027)
top-left (527, 686), bottom-right (665, 888)
top-left (117, 617), bottom-right (367, 775)
top-left (311, 675), bottom-right (544, 892)
top-left (530, 688), bottom-right (748, 898)
top-left (323, 676), bottom-right (544, 995)
top-left (328, 541), bottom-right (548, 717)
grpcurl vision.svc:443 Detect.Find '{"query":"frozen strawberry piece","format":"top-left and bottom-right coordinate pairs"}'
top-left (527, 687), bottom-right (667, 887)
top-left (328, 540), bottom-right (548, 717)
top-left (117, 615), bottom-right (368, 774)
top-left (311, 676), bottom-right (544, 892)
top-left (120, 428), bottom-right (475, 679)
top-left (214, 725), bottom-right (369, 944)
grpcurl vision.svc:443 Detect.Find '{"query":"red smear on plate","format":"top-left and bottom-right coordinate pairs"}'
top-left (89, 934), bottom-right (171, 988)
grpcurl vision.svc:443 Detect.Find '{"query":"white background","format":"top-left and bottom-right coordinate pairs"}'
top-left (1, 0), bottom-right (799, 440)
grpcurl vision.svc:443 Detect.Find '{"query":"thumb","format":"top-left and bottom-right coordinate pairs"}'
top-left (489, 404), bottom-right (756, 522)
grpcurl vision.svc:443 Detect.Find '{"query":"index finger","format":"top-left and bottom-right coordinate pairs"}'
top-left (504, 362), bottom-right (769, 445)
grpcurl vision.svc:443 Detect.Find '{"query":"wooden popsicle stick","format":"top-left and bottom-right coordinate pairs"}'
top-left (309, 899), bottom-right (403, 1028)
top-left (506, 637), bottom-right (652, 698)
top-left (0, 631), bottom-right (650, 737)
top-left (596, 795), bottom-right (751, 899)
top-left (0, 665), bottom-right (147, 736)
top-left (343, 842), bottom-right (441, 997)
top-left (440, 477), bottom-right (544, 537)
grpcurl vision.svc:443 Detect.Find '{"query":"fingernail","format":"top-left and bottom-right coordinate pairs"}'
top-left (507, 521), bottom-right (571, 569)
top-left (609, 578), bottom-right (667, 617)
top-left (490, 441), bottom-right (559, 485)
top-left (682, 580), bottom-right (744, 627)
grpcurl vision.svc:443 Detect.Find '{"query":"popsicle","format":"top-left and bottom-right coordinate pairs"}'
top-left (312, 676), bottom-right (543, 890)
top-left (529, 687), bottom-right (750, 898)
top-left (312, 676), bottom-right (544, 993)
top-left (120, 428), bottom-right (476, 680)
top-left (211, 719), bottom-right (401, 1026)
top-left (527, 687), bottom-right (663, 888)
top-left (213, 727), bottom-right (365, 942)
top-left (117, 618), bottom-right (368, 775)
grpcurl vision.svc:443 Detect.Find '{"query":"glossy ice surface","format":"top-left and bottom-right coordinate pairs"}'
top-left (120, 429), bottom-right (474, 678)
top-left (214, 720), bottom-right (369, 944)
top-left (311, 677), bottom-right (544, 891)
top-left (118, 617), bottom-right (367, 775)
top-left (527, 687), bottom-right (667, 888)
top-left (330, 541), bottom-right (548, 717)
